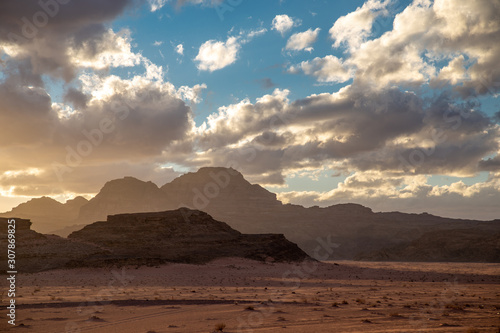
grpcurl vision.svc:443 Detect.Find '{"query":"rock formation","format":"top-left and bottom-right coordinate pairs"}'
top-left (1, 209), bottom-right (309, 273)
top-left (68, 209), bottom-right (309, 265)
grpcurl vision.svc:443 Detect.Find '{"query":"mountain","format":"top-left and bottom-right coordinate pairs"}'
top-left (0, 196), bottom-right (88, 234)
top-left (3, 167), bottom-right (500, 262)
top-left (68, 208), bottom-right (309, 265)
top-left (160, 167), bottom-right (282, 232)
top-left (357, 229), bottom-right (500, 262)
top-left (77, 176), bottom-right (169, 223)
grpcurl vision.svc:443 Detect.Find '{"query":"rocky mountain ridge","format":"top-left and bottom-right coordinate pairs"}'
top-left (2, 167), bottom-right (499, 262)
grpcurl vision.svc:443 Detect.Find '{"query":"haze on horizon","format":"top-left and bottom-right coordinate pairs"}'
top-left (0, 0), bottom-right (499, 220)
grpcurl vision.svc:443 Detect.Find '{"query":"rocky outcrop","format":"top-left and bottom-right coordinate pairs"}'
top-left (68, 209), bottom-right (309, 264)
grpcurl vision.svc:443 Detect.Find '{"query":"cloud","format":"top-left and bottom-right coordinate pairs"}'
top-left (431, 55), bottom-right (468, 87)
top-left (291, 0), bottom-right (500, 95)
top-left (0, 0), bottom-right (136, 81)
top-left (329, 0), bottom-right (390, 50)
top-left (192, 82), bottom-right (498, 188)
top-left (175, 43), bottom-right (184, 55)
top-left (175, 0), bottom-right (224, 7)
top-left (257, 78), bottom-right (276, 89)
top-left (66, 28), bottom-right (143, 70)
top-left (64, 87), bottom-right (90, 109)
top-left (271, 14), bottom-right (300, 36)
top-left (0, 57), bottom-right (202, 196)
top-left (195, 36), bottom-right (240, 72)
top-left (276, 172), bottom-right (500, 220)
top-left (289, 55), bottom-right (353, 83)
top-left (177, 83), bottom-right (207, 104)
top-left (195, 28), bottom-right (266, 72)
top-left (246, 27), bottom-right (267, 40)
top-left (285, 28), bottom-right (320, 52)
top-left (148, 0), bottom-right (225, 11)
top-left (148, 0), bottom-right (168, 12)
top-left (350, 0), bottom-right (500, 93)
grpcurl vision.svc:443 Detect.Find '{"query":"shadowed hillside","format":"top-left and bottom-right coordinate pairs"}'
top-left (68, 208), bottom-right (309, 265)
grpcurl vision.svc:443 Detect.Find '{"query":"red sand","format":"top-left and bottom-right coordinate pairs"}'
top-left (2, 259), bottom-right (499, 332)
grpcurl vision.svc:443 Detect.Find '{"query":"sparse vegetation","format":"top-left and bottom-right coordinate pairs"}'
top-left (214, 322), bottom-right (226, 331)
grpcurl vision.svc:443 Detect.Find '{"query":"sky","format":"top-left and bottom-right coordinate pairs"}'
top-left (0, 0), bottom-right (499, 220)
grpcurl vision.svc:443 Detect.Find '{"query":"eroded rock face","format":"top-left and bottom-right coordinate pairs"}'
top-left (68, 209), bottom-right (310, 264)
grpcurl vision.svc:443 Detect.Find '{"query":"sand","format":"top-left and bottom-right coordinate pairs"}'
top-left (2, 259), bottom-right (499, 332)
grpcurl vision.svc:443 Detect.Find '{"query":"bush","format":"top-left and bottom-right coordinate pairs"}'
top-left (214, 322), bottom-right (226, 331)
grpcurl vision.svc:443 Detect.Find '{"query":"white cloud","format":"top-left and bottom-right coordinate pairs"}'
top-left (153, 41), bottom-right (164, 46)
top-left (148, 0), bottom-right (168, 12)
top-left (272, 14), bottom-right (301, 36)
top-left (71, 29), bottom-right (143, 70)
top-left (246, 28), bottom-right (268, 40)
top-left (285, 28), bottom-right (320, 52)
top-left (432, 55), bottom-right (468, 86)
top-left (175, 43), bottom-right (184, 55)
top-left (289, 55), bottom-right (353, 83)
top-left (177, 83), bottom-right (207, 104)
top-left (194, 28), bottom-right (265, 72)
top-left (329, 0), bottom-right (390, 50)
top-left (326, 0), bottom-right (500, 92)
top-left (195, 36), bottom-right (241, 72)
top-left (148, 0), bottom-right (225, 12)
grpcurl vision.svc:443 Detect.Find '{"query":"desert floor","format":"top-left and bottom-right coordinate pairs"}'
top-left (2, 259), bottom-right (499, 333)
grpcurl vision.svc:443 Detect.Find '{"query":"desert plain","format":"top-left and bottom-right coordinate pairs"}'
top-left (1, 259), bottom-right (499, 333)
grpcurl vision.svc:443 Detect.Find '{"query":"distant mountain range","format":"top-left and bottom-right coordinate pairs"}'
top-left (0, 196), bottom-right (88, 234)
top-left (2, 167), bottom-right (499, 262)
